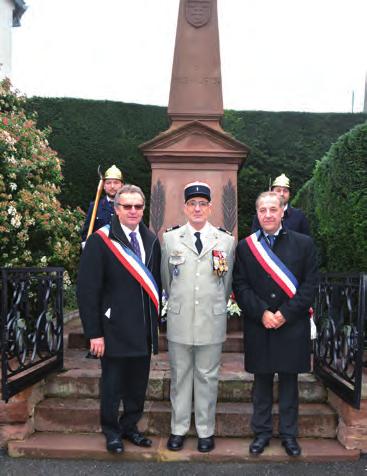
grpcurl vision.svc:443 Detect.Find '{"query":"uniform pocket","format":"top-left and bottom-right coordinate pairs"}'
top-left (168, 301), bottom-right (181, 314)
top-left (213, 302), bottom-right (227, 315)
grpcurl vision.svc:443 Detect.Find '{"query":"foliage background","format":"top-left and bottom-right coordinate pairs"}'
top-left (294, 121), bottom-right (367, 271)
top-left (25, 97), bottom-right (366, 239)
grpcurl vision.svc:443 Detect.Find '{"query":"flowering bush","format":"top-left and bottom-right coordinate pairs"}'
top-left (0, 78), bottom-right (84, 281)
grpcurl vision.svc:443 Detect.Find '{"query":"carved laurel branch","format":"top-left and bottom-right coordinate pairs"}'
top-left (150, 180), bottom-right (166, 234)
top-left (222, 179), bottom-right (237, 233)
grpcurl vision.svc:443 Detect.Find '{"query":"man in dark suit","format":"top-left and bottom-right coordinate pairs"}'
top-left (81, 165), bottom-right (123, 243)
top-left (233, 191), bottom-right (318, 457)
top-left (77, 184), bottom-right (161, 454)
top-left (251, 174), bottom-right (310, 235)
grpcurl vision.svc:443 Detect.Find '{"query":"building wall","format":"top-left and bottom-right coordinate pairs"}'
top-left (0, 0), bottom-right (14, 79)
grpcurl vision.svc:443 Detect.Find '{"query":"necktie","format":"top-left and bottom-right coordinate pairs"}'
top-left (194, 232), bottom-right (203, 254)
top-left (130, 232), bottom-right (142, 260)
top-left (267, 234), bottom-right (276, 249)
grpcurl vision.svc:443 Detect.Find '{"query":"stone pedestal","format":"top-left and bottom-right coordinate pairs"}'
top-left (141, 121), bottom-right (248, 239)
top-left (328, 390), bottom-right (367, 451)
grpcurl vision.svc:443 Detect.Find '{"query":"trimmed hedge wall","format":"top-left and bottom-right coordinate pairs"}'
top-left (294, 121), bottom-right (367, 271)
top-left (25, 98), bottom-right (366, 238)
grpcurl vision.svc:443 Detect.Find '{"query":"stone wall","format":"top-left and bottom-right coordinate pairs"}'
top-left (0, 382), bottom-right (44, 448)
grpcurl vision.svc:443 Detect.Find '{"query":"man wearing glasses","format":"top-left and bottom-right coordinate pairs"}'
top-left (77, 184), bottom-right (161, 454)
top-left (161, 182), bottom-right (235, 453)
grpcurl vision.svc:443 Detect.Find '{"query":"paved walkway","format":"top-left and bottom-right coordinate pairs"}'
top-left (1, 453), bottom-right (367, 476)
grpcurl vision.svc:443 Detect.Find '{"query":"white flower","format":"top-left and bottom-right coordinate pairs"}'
top-left (6, 155), bottom-right (17, 165)
top-left (7, 205), bottom-right (16, 216)
top-left (227, 297), bottom-right (241, 317)
top-left (40, 256), bottom-right (47, 264)
top-left (9, 182), bottom-right (17, 191)
top-left (10, 214), bottom-right (21, 228)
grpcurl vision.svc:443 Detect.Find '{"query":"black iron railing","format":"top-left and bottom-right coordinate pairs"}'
top-left (1, 267), bottom-right (64, 402)
top-left (313, 273), bottom-right (366, 409)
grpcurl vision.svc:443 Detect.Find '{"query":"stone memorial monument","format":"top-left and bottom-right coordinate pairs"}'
top-left (140, 0), bottom-right (249, 238)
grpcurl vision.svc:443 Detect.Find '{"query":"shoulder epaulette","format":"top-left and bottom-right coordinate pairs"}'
top-left (217, 226), bottom-right (232, 236)
top-left (165, 225), bottom-right (181, 232)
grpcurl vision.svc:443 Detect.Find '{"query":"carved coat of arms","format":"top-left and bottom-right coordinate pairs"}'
top-left (185, 0), bottom-right (212, 28)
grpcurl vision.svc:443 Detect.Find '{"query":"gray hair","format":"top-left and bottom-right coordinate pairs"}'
top-left (114, 184), bottom-right (146, 207)
top-left (255, 191), bottom-right (284, 209)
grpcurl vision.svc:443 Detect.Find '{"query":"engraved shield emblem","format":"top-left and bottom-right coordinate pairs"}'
top-left (186, 0), bottom-right (212, 28)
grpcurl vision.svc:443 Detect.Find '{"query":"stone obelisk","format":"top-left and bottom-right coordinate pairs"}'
top-left (140, 0), bottom-right (249, 239)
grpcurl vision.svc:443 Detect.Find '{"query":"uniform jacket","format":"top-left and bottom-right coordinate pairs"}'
top-left (81, 196), bottom-right (115, 241)
top-left (232, 229), bottom-right (318, 374)
top-left (77, 215), bottom-right (162, 357)
top-left (161, 223), bottom-right (235, 345)
top-left (251, 205), bottom-right (310, 235)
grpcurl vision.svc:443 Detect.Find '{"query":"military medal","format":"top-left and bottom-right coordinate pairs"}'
top-left (212, 250), bottom-right (228, 277)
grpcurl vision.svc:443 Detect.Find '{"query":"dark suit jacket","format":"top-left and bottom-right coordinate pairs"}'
top-left (77, 215), bottom-right (162, 357)
top-left (232, 229), bottom-right (318, 374)
top-left (251, 205), bottom-right (310, 235)
top-left (81, 196), bottom-right (115, 241)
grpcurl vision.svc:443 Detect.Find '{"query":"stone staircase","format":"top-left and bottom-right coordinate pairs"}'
top-left (7, 317), bottom-right (360, 462)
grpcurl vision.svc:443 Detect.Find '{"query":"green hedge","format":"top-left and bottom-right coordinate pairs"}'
top-left (25, 98), bottom-right (367, 237)
top-left (294, 121), bottom-right (367, 271)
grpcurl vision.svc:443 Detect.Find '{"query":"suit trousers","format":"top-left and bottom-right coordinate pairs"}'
top-left (100, 354), bottom-right (151, 440)
top-left (251, 372), bottom-right (299, 439)
top-left (168, 341), bottom-right (222, 438)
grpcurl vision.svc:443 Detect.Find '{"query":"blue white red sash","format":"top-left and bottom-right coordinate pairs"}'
top-left (96, 225), bottom-right (160, 313)
top-left (245, 231), bottom-right (299, 298)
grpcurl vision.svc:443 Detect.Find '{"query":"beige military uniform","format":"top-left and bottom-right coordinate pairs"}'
top-left (161, 222), bottom-right (235, 437)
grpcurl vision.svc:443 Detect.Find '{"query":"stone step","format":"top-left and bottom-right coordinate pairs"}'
top-left (34, 398), bottom-right (337, 438)
top-left (8, 433), bottom-right (359, 462)
top-left (46, 350), bottom-right (327, 403)
top-left (68, 330), bottom-right (243, 353)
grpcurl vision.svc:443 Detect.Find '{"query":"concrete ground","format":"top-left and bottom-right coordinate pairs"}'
top-left (1, 453), bottom-right (367, 476)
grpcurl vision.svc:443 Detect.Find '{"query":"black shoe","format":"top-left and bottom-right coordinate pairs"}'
top-left (167, 434), bottom-right (185, 451)
top-left (198, 435), bottom-right (215, 453)
top-left (123, 431), bottom-right (152, 448)
top-left (282, 437), bottom-right (301, 456)
top-left (106, 437), bottom-right (124, 454)
top-left (249, 435), bottom-right (270, 455)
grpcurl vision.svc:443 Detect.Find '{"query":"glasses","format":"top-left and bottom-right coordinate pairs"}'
top-left (186, 200), bottom-right (210, 208)
top-left (117, 203), bottom-right (144, 210)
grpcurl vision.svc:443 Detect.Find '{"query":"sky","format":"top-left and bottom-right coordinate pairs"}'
top-left (10, 0), bottom-right (367, 113)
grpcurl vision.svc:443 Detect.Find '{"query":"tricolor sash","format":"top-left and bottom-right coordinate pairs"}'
top-left (245, 231), bottom-right (299, 298)
top-left (96, 225), bottom-right (160, 313)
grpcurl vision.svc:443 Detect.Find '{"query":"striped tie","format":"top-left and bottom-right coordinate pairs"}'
top-left (130, 232), bottom-right (142, 260)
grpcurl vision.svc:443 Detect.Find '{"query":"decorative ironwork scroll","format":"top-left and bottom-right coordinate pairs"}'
top-left (222, 179), bottom-right (237, 233)
top-left (1, 267), bottom-right (64, 402)
top-left (150, 180), bottom-right (166, 234)
top-left (313, 273), bottom-right (366, 409)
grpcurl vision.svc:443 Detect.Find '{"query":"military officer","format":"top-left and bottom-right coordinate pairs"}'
top-left (161, 182), bottom-right (235, 453)
top-left (251, 174), bottom-right (310, 235)
top-left (81, 165), bottom-right (124, 243)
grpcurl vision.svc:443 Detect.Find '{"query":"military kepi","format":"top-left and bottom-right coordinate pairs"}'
top-left (184, 181), bottom-right (211, 202)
